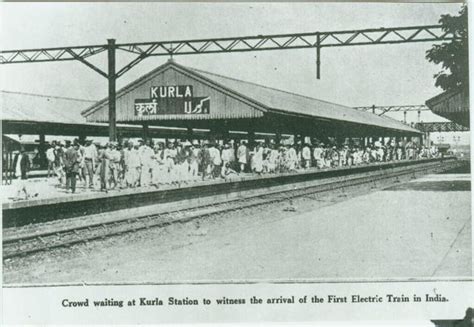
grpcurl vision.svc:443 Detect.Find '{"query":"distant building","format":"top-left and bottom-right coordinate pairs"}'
top-left (426, 88), bottom-right (469, 128)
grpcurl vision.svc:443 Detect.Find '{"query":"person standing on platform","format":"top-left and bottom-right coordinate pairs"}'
top-left (389, 140), bottom-right (397, 161)
top-left (139, 139), bottom-right (155, 187)
top-left (64, 142), bottom-right (80, 194)
top-left (396, 142), bottom-right (404, 160)
top-left (151, 142), bottom-right (165, 186)
top-left (97, 142), bottom-right (110, 192)
top-left (208, 143), bottom-right (220, 178)
top-left (384, 143), bottom-right (391, 161)
top-left (313, 143), bottom-right (324, 169)
top-left (122, 141), bottom-right (133, 188)
top-left (405, 140), bottom-right (414, 160)
top-left (13, 147), bottom-right (32, 199)
top-left (328, 146), bottom-right (338, 168)
top-left (74, 139), bottom-right (86, 187)
top-left (250, 142), bottom-right (262, 174)
top-left (237, 141), bottom-right (248, 173)
top-left (83, 140), bottom-right (97, 188)
top-left (229, 141), bottom-right (236, 169)
top-left (279, 146), bottom-right (287, 172)
top-left (175, 142), bottom-right (191, 183)
top-left (163, 142), bottom-right (178, 184)
top-left (377, 145), bottom-right (385, 162)
top-left (118, 142), bottom-right (126, 187)
top-left (339, 145), bottom-right (348, 167)
top-left (362, 147), bottom-right (371, 164)
top-left (189, 142), bottom-right (200, 180)
top-left (108, 142), bottom-right (121, 189)
top-left (199, 143), bottom-right (212, 180)
top-left (221, 143), bottom-right (233, 168)
top-left (369, 146), bottom-right (376, 162)
top-left (302, 143), bottom-right (311, 169)
top-left (296, 142), bottom-right (303, 169)
top-left (54, 142), bottom-right (65, 186)
top-left (352, 147), bottom-right (358, 165)
top-left (286, 144), bottom-right (298, 172)
top-left (46, 142), bottom-right (56, 178)
top-left (262, 144), bottom-right (270, 173)
top-left (129, 142), bottom-right (142, 187)
top-left (266, 144), bottom-right (279, 173)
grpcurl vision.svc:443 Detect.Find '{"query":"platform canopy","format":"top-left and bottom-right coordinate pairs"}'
top-left (0, 90), bottom-right (240, 139)
top-left (425, 88), bottom-right (470, 128)
top-left (82, 60), bottom-right (421, 138)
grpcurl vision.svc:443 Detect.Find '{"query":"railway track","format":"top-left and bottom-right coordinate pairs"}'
top-left (2, 159), bottom-right (464, 259)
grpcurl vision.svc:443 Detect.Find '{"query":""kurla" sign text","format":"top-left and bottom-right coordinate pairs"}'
top-left (134, 85), bottom-right (210, 116)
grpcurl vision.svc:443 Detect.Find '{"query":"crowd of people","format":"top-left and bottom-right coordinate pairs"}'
top-left (26, 137), bottom-right (440, 194)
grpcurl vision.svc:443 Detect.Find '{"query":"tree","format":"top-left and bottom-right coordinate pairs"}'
top-left (425, 5), bottom-right (468, 92)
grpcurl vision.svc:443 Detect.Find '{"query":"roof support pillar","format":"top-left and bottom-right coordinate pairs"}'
top-left (248, 130), bottom-right (255, 148)
top-left (274, 132), bottom-right (281, 145)
top-left (38, 133), bottom-right (46, 169)
top-left (107, 39), bottom-right (117, 142)
top-left (187, 127), bottom-right (193, 142)
top-left (222, 130), bottom-right (229, 144)
top-left (142, 123), bottom-right (149, 141)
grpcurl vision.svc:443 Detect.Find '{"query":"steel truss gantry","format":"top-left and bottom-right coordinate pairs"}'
top-left (354, 105), bottom-right (431, 123)
top-left (415, 122), bottom-right (469, 133)
top-left (0, 24), bottom-right (461, 141)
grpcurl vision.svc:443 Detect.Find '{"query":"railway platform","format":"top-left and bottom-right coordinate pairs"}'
top-left (1, 157), bottom-right (466, 229)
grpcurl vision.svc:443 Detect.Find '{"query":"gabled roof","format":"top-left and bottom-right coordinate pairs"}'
top-left (82, 61), bottom-right (419, 134)
top-left (186, 65), bottom-right (418, 132)
top-left (1, 90), bottom-right (95, 124)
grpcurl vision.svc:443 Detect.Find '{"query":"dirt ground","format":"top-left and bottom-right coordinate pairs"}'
top-left (3, 173), bottom-right (471, 284)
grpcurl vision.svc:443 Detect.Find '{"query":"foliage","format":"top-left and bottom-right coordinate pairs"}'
top-left (425, 5), bottom-right (468, 91)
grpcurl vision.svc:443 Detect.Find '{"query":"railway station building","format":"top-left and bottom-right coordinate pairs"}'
top-left (82, 60), bottom-right (421, 145)
top-left (2, 60), bottom-right (423, 178)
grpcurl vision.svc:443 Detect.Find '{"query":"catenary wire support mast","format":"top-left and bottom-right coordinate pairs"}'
top-left (0, 25), bottom-right (460, 141)
top-left (107, 39), bottom-right (117, 142)
top-left (354, 105), bottom-right (431, 122)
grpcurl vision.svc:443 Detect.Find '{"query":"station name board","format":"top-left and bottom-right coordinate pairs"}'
top-left (134, 85), bottom-right (210, 116)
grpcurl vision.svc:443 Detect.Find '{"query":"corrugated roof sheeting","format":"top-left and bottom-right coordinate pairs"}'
top-left (1, 90), bottom-right (94, 124)
top-left (188, 66), bottom-right (419, 133)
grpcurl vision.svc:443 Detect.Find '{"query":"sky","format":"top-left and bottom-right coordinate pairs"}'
top-left (0, 2), bottom-right (469, 144)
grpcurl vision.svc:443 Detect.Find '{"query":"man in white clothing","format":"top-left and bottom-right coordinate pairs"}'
top-left (302, 143), bottom-right (311, 169)
top-left (139, 139), bottom-right (155, 187)
top-left (313, 143), bottom-right (324, 169)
